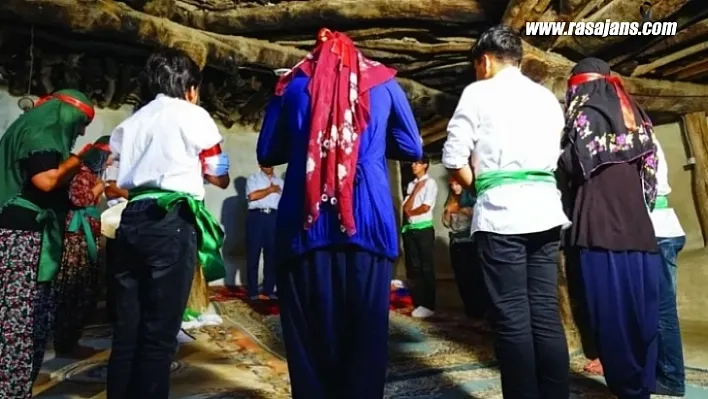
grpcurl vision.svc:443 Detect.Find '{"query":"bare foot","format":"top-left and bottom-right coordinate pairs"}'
top-left (583, 358), bottom-right (604, 375)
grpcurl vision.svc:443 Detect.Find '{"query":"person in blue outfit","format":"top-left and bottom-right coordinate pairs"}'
top-left (245, 164), bottom-right (283, 300)
top-left (650, 137), bottom-right (686, 396)
top-left (257, 28), bottom-right (423, 399)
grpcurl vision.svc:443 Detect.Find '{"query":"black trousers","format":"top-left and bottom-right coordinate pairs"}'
top-left (107, 199), bottom-right (197, 399)
top-left (105, 237), bottom-right (117, 324)
top-left (475, 227), bottom-right (569, 399)
top-left (402, 227), bottom-right (436, 310)
top-left (449, 239), bottom-right (487, 319)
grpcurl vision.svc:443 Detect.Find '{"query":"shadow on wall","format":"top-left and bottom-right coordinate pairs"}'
top-left (221, 176), bottom-right (248, 286)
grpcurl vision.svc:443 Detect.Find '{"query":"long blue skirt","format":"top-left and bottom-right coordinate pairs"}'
top-left (278, 246), bottom-right (393, 399)
top-left (580, 249), bottom-right (660, 399)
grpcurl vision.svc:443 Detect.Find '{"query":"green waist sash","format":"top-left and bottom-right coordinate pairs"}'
top-left (67, 206), bottom-right (101, 264)
top-left (401, 220), bottom-right (433, 234)
top-left (654, 195), bottom-right (669, 210)
top-left (129, 188), bottom-right (225, 282)
top-left (475, 170), bottom-right (556, 197)
top-left (7, 197), bottom-right (63, 282)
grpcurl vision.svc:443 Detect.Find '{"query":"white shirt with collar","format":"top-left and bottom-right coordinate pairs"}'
top-left (442, 66), bottom-right (569, 235)
top-left (403, 174), bottom-right (437, 225)
top-left (650, 138), bottom-right (685, 238)
top-left (109, 94), bottom-right (224, 200)
top-left (246, 171), bottom-right (284, 210)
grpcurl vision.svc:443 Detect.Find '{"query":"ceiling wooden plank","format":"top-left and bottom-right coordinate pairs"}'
top-left (674, 59), bottom-right (708, 80)
top-left (552, 0), bottom-right (691, 55)
top-left (610, 17), bottom-right (708, 67)
top-left (631, 41), bottom-right (708, 77)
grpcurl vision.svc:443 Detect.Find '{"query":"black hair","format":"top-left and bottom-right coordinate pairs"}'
top-left (418, 154), bottom-right (430, 171)
top-left (144, 48), bottom-right (202, 99)
top-left (470, 25), bottom-right (523, 66)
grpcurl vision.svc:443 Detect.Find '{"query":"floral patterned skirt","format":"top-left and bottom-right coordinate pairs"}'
top-left (0, 228), bottom-right (53, 398)
top-left (53, 232), bottom-right (101, 354)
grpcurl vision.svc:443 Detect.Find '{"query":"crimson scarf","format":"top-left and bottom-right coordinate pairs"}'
top-left (275, 28), bottom-right (396, 235)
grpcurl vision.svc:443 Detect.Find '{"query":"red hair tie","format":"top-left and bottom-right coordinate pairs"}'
top-left (568, 73), bottom-right (636, 131)
top-left (35, 93), bottom-right (95, 122)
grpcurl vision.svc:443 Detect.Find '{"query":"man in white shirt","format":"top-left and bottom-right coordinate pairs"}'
top-left (245, 165), bottom-right (283, 300)
top-left (107, 48), bottom-right (230, 399)
top-left (651, 138), bottom-right (686, 396)
top-left (401, 155), bottom-right (438, 319)
top-left (441, 26), bottom-right (569, 399)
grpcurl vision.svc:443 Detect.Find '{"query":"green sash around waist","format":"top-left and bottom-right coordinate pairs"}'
top-left (475, 170), bottom-right (556, 197)
top-left (7, 196), bottom-right (63, 282)
top-left (401, 220), bottom-right (434, 234)
top-left (128, 188), bottom-right (226, 282)
top-left (67, 206), bottom-right (101, 264)
top-left (654, 195), bottom-right (669, 210)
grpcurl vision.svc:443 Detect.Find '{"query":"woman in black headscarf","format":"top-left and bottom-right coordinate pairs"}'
top-left (557, 57), bottom-right (661, 399)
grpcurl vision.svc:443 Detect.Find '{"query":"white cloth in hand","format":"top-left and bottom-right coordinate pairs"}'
top-left (203, 153), bottom-right (230, 176)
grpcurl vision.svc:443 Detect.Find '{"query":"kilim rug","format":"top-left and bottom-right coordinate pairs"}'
top-left (33, 297), bottom-right (708, 398)
top-left (213, 298), bottom-right (708, 398)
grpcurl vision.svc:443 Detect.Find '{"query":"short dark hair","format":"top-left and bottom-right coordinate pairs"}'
top-left (144, 48), bottom-right (202, 99)
top-left (470, 25), bottom-right (523, 66)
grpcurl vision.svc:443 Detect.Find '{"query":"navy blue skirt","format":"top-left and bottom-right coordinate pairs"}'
top-left (278, 246), bottom-right (393, 399)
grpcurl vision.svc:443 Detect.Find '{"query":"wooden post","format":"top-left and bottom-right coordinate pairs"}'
top-left (681, 112), bottom-right (708, 247)
top-left (388, 160), bottom-right (406, 279)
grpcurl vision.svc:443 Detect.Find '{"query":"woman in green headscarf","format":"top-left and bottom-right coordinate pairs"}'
top-left (53, 135), bottom-right (111, 356)
top-left (0, 89), bottom-right (95, 398)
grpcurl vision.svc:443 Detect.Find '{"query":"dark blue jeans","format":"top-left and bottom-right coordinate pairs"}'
top-left (475, 227), bottom-right (569, 399)
top-left (246, 209), bottom-right (277, 297)
top-left (655, 236), bottom-right (686, 395)
top-left (107, 199), bottom-right (197, 399)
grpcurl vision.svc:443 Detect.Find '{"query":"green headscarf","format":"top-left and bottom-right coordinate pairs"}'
top-left (0, 89), bottom-right (94, 210)
top-left (0, 89), bottom-right (94, 282)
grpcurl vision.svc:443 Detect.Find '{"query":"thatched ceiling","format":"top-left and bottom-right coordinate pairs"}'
top-left (0, 0), bottom-right (707, 143)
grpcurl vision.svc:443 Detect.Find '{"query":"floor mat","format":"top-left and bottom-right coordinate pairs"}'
top-left (33, 298), bottom-right (708, 398)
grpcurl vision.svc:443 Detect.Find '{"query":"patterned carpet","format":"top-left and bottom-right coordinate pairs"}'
top-left (32, 297), bottom-right (708, 398)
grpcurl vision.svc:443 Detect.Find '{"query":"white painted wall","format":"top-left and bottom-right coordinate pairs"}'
top-left (0, 88), bottom-right (269, 287)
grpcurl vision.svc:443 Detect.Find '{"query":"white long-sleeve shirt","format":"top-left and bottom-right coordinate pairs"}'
top-left (442, 67), bottom-right (569, 235)
top-left (109, 95), bottom-right (224, 200)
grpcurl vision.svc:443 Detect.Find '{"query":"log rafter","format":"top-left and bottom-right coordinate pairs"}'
top-left (0, 0), bottom-right (707, 141)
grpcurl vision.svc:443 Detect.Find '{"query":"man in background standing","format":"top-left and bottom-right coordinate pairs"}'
top-left (402, 156), bottom-right (438, 319)
top-left (245, 165), bottom-right (283, 300)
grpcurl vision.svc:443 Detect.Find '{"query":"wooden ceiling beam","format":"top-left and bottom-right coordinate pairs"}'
top-left (675, 60), bottom-right (708, 80)
top-left (172, 0), bottom-right (491, 36)
top-left (631, 41), bottom-right (708, 77)
top-left (610, 17), bottom-right (708, 67)
top-left (502, 0), bottom-right (554, 31)
top-left (552, 0), bottom-right (691, 55)
top-left (3, 0), bottom-right (708, 135)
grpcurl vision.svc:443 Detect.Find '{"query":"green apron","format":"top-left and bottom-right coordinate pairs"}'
top-left (6, 197), bottom-right (63, 282)
top-left (128, 188), bottom-right (226, 282)
top-left (475, 170), bottom-right (556, 197)
top-left (67, 206), bottom-right (101, 263)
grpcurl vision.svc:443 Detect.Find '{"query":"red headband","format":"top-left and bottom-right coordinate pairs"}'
top-left (568, 73), bottom-right (636, 131)
top-left (35, 93), bottom-right (95, 122)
